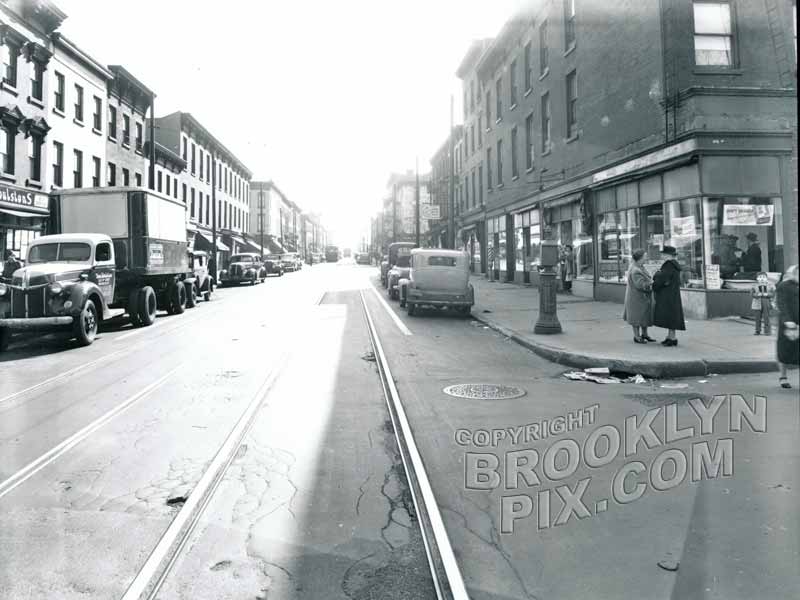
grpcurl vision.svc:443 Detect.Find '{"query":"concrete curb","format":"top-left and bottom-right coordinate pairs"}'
top-left (472, 312), bottom-right (778, 378)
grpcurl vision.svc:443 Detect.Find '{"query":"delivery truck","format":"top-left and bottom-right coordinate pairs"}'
top-left (0, 187), bottom-right (193, 351)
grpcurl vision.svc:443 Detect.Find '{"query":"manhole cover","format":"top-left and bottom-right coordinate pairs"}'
top-left (442, 383), bottom-right (527, 400)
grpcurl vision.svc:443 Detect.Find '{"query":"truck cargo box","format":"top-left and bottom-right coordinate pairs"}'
top-left (48, 187), bottom-right (188, 275)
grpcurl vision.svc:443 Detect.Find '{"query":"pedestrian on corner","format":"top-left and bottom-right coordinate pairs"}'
top-left (652, 245), bottom-right (685, 346)
top-left (2, 249), bottom-right (22, 282)
top-left (623, 249), bottom-right (655, 344)
top-left (776, 264), bottom-right (799, 389)
top-left (750, 271), bottom-right (775, 335)
top-left (560, 244), bottom-right (574, 294)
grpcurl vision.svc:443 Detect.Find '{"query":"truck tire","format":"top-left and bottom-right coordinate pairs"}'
top-left (167, 283), bottom-right (187, 314)
top-left (128, 290), bottom-right (142, 327)
top-left (0, 327), bottom-right (10, 352)
top-left (186, 283), bottom-right (197, 308)
top-left (138, 286), bottom-right (158, 326)
top-left (407, 302), bottom-right (416, 316)
top-left (74, 299), bottom-right (99, 346)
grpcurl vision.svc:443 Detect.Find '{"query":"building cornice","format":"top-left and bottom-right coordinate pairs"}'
top-left (51, 32), bottom-right (113, 81)
top-left (172, 111), bottom-right (252, 179)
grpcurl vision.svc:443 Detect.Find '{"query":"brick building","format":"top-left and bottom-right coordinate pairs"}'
top-left (0, 0), bottom-right (63, 259)
top-left (247, 180), bottom-right (287, 254)
top-left (455, 0), bottom-right (797, 318)
top-left (383, 171), bottom-right (431, 245)
top-left (151, 111), bottom-right (252, 268)
top-left (428, 124), bottom-right (463, 249)
top-left (106, 65), bottom-right (151, 187)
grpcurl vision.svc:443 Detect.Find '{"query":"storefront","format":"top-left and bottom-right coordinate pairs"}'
top-left (0, 183), bottom-right (50, 263)
top-left (459, 221), bottom-right (483, 275)
top-left (591, 153), bottom-right (792, 319)
top-left (512, 207), bottom-right (540, 285)
top-left (541, 193), bottom-right (594, 297)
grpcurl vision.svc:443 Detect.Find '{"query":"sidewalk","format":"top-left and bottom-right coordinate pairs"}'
top-left (470, 276), bottom-right (778, 377)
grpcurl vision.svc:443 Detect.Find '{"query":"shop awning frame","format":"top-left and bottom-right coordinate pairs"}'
top-left (195, 231), bottom-right (230, 251)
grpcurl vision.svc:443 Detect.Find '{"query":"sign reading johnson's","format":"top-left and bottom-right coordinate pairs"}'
top-left (0, 183), bottom-right (49, 215)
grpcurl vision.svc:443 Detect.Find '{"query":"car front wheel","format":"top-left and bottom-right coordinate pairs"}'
top-left (0, 327), bottom-right (10, 352)
top-left (74, 299), bottom-right (99, 346)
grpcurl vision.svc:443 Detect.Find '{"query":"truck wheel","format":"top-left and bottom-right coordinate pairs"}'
top-left (407, 302), bottom-right (416, 316)
top-left (168, 283), bottom-right (187, 314)
top-left (128, 290), bottom-right (142, 327)
top-left (0, 327), bottom-right (10, 352)
top-left (186, 283), bottom-right (197, 308)
top-left (74, 299), bottom-right (99, 346)
top-left (138, 286), bottom-right (158, 326)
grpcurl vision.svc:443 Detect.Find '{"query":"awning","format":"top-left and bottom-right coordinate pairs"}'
top-left (195, 231), bottom-right (230, 251)
top-left (0, 207), bottom-right (45, 219)
top-left (241, 237), bottom-right (263, 254)
top-left (543, 192), bottom-right (583, 209)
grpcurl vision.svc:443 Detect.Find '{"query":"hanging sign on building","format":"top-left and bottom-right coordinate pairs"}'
top-left (723, 204), bottom-right (773, 227)
top-left (421, 204), bottom-right (440, 220)
top-left (0, 183), bottom-right (49, 214)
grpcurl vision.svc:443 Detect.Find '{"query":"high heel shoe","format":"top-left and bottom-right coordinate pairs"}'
top-left (642, 335), bottom-right (657, 342)
top-left (661, 339), bottom-right (678, 346)
top-left (634, 336), bottom-right (646, 344)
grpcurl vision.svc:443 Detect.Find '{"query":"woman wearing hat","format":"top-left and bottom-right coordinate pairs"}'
top-left (652, 245), bottom-right (686, 346)
top-left (776, 264), bottom-right (799, 389)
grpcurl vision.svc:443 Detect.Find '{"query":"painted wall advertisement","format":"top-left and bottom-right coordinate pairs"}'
top-left (723, 205), bottom-right (774, 226)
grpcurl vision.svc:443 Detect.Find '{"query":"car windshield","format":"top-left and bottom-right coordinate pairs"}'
top-left (230, 255), bottom-right (254, 263)
top-left (27, 242), bottom-right (92, 264)
top-left (395, 256), bottom-right (411, 267)
top-left (266, 255), bottom-right (281, 260)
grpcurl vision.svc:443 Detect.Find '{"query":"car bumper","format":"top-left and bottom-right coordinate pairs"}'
top-left (0, 316), bottom-right (74, 329)
top-left (407, 292), bottom-right (473, 307)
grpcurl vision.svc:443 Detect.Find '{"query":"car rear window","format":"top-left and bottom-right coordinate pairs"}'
top-left (426, 256), bottom-right (457, 267)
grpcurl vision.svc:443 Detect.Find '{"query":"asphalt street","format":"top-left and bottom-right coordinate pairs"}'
top-left (0, 262), bottom-right (797, 599)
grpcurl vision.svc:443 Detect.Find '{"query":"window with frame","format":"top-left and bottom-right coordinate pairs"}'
top-left (471, 171), bottom-right (476, 209)
top-left (2, 41), bottom-right (18, 87)
top-left (693, 1), bottom-right (734, 67)
top-left (539, 20), bottom-right (549, 74)
top-left (191, 143), bottom-right (196, 174)
top-left (190, 188), bottom-right (196, 218)
top-left (496, 139), bottom-right (503, 185)
top-left (54, 71), bottom-right (65, 112)
top-left (464, 175), bottom-right (469, 207)
top-left (510, 59), bottom-right (518, 106)
top-left (525, 112), bottom-right (534, 169)
top-left (74, 84), bottom-right (84, 122)
top-left (485, 90), bottom-right (492, 124)
top-left (52, 141), bottom-right (63, 186)
top-left (28, 136), bottom-right (42, 181)
top-left (135, 172), bottom-right (142, 187)
top-left (541, 93), bottom-right (551, 153)
top-left (470, 124), bottom-right (475, 154)
top-left (157, 170), bottom-right (162, 192)
top-left (122, 115), bottom-right (130, 146)
top-left (478, 164), bottom-right (484, 204)
top-left (477, 116), bottom-right (482, 147)
top-left (30, 60), bottom-right (44, 101)
top-left (181, 137), bottom-right (187, 161)
top-left (108, 105), bottom-right (117, 139)
top-left (135, 122), bottom-right (143, 152)
top-left (92, 96), bottom-right (102, 131)
top-left (0, 127), bottom-right (14, 175)
top-left (564, 0), bottom-right (576, 49)
top-left (199, 149), bottom-right (204, 178)
top-left (566, 70), bottom-right (578, 138)
top-left (487, 147), bottom-right (493, 189)
top-left (495, 77), bottom-right (502, 121)
top-left (122, 167), bottom-right (130, 186)
top-left (524, 42), bottom-right (532, 91)
top-left (93, 158), bottom-right (102, 187)
top-left (470, 80), bottom-right (475, 112)
top-left (73, 149), bottom-right (83, 187)
top-left (511, 126), bottom-right (519, 178)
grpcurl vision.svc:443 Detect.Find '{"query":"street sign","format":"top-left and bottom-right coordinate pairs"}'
top-left (421, 204), bottom-right (440, 220)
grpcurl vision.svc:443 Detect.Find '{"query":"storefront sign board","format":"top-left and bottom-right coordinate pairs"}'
top-left (0, 183), bottom-right (49, 215)
top-left (592, 139), bottom-right (697, 184)
top-left (670, 215), bottom-right (696, 237)
top-left (705, 264), bottom-right (722, 289)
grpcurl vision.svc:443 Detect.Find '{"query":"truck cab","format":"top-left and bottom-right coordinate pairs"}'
top-left (0, 234), bottom-right (122, 351)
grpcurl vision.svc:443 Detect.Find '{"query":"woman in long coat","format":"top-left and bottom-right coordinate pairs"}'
top-left (652, 245), bottom-right (686, 346)
top-left (776, 264), bottom-right (799, 389)
top-left (623, 249), bottom-right (654, 344)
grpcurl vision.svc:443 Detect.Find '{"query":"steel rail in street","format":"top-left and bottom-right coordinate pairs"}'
top-left (359, 289), bottom-right (470, 600)
top-left (120, 355), bottom-right (287, 600)
top-left (0, 364), bottom-right (184, 500)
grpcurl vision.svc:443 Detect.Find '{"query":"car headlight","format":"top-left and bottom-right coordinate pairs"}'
top-left (0, 282), bottom-right (7, 296)
top-left (49, 282), bottom-right (64, 296)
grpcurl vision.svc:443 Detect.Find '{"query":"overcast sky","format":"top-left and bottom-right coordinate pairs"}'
top-left (56, 1), bottom-right (518, 247)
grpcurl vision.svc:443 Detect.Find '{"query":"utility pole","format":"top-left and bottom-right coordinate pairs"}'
top-left (392, 183), bottom-right (397, 244)
top-left (211, 151), bottom-right (218, 282)
top-left (415, 156), bottom-right (420, 247)
top-left (259, 183), bottom-right (265, 261)
top-left (448, 94), bottom-right (455, 249)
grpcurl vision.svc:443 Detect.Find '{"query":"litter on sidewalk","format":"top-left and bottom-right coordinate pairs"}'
top-left (563, 368), bottom-right (648, 384)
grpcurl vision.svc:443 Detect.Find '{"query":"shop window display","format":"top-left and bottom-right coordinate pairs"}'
top-left (704, 197), bottom-right (782, 284)
top-left (598, 209), bottom-right (639, 282)
top-left (664, 198), bottom-right (703, 287)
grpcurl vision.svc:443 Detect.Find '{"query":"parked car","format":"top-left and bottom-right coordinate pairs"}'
top-left (386, 242), bottom-right (415, 300)
top-left (187, 250), bottom-right (214, 305)
top-left (355, 252), bottom-right (371, 265)
top-left (264, 254), bottom-right (285, 276)
top-left (219, 253), bottom-right (266, 286)
top-left (400, 249), bottom-right (474, 316)
top-left (281, 253), bottom-right (301, 272)
top-left (380, 255), bottom-right (390, 287)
